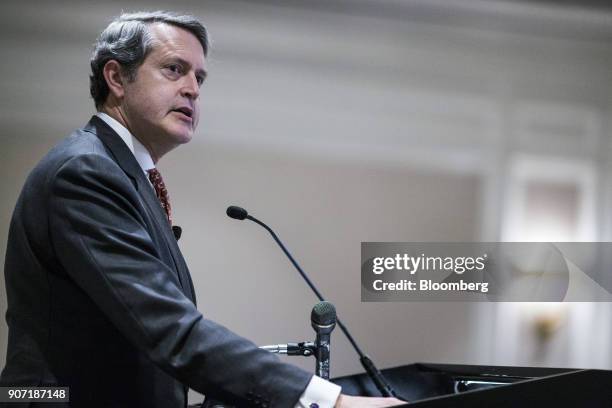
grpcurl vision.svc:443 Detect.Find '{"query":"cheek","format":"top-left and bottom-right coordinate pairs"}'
top-left (127, 90), bottom-right (166, 120)
top-left (141, 105), bottom-right (167, 125)
top-left (148, 100), bottom-right (174, 123)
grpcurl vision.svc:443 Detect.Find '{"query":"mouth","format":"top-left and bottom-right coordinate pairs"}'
top-left (171, 106), bottom-right (194, 123)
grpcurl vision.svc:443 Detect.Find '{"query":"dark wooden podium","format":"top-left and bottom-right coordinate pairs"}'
top-left (332, 363), bottom-right (612, 407)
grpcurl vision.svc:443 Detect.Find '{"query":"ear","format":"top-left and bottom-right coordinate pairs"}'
top-left (102, 60), bottom-right (127, 100)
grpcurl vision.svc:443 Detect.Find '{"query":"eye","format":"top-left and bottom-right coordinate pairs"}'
top-left (165, 64), bottom-right (183, 75)
top-left (196, 75), bottom-right (204, 86)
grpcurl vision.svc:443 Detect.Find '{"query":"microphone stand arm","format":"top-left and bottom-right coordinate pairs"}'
top-left (247, 215), bottom-right (399, 399)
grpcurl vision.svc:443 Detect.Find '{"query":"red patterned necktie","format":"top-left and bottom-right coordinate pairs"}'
top-left (147, 168), bottom-right (172, 225)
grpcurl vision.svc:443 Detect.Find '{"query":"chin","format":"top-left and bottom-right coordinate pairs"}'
top-left (167, 125), bottom-right (194, 145)
top-left (176, 132), bottom-right (193, 144)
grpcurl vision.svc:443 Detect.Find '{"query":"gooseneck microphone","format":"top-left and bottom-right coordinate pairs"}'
top-left (226, 206), bottom-right (248, 220)
top-left (311, 301), bottom-right (336, 380)
top-left (226, 205), bottom-right (399, 398)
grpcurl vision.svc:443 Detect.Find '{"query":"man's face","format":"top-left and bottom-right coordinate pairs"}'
top-left (121, 23), bottom-right (207, 153)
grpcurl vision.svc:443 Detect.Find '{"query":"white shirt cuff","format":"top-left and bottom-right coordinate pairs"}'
top-left (294, 375), bottom-right (342, 408)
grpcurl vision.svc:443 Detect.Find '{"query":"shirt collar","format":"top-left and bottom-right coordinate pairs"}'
top-left (95, 112), bottom-right (155, 174)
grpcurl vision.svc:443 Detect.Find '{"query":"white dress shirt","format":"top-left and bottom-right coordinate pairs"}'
top-left (96, 112), bottom-right (155, 176)
top-left (95, 112), bottom-right (342, 408)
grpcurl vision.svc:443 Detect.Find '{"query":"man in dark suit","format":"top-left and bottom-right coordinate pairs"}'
top-left (0, 11), bottom-right (403, 408)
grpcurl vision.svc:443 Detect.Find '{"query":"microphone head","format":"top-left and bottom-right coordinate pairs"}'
top-left (172, 225), bottom-right (182, 241)
top-left (227, 206), bottom-right (248, 220)
top-left (311, 301), bottom-right (337, 326)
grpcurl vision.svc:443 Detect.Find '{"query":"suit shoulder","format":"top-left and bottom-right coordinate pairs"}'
top-left (47, 127), bottom-right (110, 167)
top-left (27, 127), bottom-right (121, 190)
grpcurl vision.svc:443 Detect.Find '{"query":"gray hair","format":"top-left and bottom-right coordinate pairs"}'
top-left (89, 11), bottom-right (209, 110)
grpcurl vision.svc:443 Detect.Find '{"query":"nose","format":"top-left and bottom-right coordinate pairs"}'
top-left (180, 72), bottom-right (200, 100)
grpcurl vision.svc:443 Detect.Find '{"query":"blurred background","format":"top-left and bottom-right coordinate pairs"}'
top-left (1, 0), bottom-right (612, 403)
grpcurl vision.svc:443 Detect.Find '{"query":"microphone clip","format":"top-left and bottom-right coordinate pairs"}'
top-left (260, 341), bottom-right (316, 357)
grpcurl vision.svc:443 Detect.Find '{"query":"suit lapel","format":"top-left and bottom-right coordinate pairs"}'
top-left (83, 116), bottom-right (196, 303)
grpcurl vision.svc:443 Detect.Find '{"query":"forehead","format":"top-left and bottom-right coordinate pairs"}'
top-left (147, 23), bottom-right (206, 69)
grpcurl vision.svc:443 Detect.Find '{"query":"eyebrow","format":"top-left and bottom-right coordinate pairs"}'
top-left (167, 56), bottom-right (208, 80)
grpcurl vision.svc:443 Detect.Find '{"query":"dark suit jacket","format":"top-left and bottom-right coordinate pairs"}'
top-left (1, 116), bottom-right (312, 407)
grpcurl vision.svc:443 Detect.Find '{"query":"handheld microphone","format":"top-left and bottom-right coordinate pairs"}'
top-left (311, 301), bottom-right (336, 380)
top-left (226, 205), bottom-right (399, 398)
